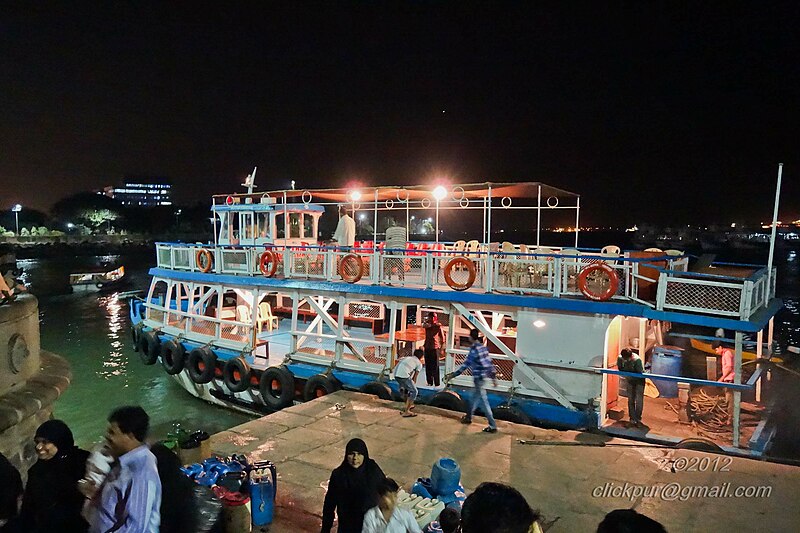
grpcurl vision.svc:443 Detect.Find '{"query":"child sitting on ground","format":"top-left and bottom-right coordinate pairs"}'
top-left (362, 477), bottom-right (422, 533)
top-left (394, 348), bottom-right (424, 417)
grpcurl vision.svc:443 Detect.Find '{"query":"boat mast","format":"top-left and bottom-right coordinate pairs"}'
top-left (765, 163), bottom-right (783, 295)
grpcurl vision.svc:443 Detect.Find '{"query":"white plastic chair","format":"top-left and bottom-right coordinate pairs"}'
top-left (257, 302), bottom-right (280, 332)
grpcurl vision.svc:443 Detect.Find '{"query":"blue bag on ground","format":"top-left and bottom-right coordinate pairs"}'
top-left (431, 458), bottom-right (461, 496)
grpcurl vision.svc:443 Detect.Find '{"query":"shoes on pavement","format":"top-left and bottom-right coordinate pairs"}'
top-left (482, 427), bottom-right (498, 433)
top-left (460, 416), bottom-right (472, 424)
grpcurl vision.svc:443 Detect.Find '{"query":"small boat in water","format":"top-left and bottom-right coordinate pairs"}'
top-left (70, 266), bottom-right (127, 293)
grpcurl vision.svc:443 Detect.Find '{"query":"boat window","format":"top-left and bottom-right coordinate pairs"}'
top-left (303, 214), bottom-right (313, 239)
top-left (218, 212), bottom-right (239, 244)
top-left (289, 213), bottom-right (301, 238)
top-left (276, 214), bottom-right (285, 238)
top-left (257, 212), bottom-right (271, 239)
top-left (241, 212), bottom-right (256, 240)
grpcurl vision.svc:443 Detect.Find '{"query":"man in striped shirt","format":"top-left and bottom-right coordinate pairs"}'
top-left (86, 406), bottom-right (161, 533)
top-left (445, 328), bottom-right (499, 433)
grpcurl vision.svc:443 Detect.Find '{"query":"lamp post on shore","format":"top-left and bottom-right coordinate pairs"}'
top-left (12, 204), bottom-right (21, 235)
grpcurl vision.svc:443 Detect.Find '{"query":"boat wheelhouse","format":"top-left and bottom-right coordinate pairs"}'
top-left (130, 180), bottom-right (783, 456)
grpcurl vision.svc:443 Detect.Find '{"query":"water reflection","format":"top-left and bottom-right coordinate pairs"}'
top-left (99, 295), bottom-right (126, 380)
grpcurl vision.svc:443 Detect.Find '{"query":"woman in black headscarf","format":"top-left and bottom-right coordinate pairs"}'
top-left (321, 438), bottom-right (386, 533)
top-left (20, 420), bottom-right (89, 533)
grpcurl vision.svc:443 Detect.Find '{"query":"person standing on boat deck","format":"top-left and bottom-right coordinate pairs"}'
top-left (82, 406), bottom-right (161, 533)
top-left (20, 420), bottom-right (90, 532)
top-left (617, 349), bottom-right (645, 428)
top-left (423, 313), bottom-right (445, 386)
top-left (321, 438), bottom-right (386, 533)
top-left (444, 328), bottom-right (498, 433)
top-left (333, 206), bottom-right (356, 249)
top-left (384, 218), bottom-right (408, 281)
top-left (394, 348), bottom-right (424, 416)
top-left (714, 341), bottom-right (735, 424)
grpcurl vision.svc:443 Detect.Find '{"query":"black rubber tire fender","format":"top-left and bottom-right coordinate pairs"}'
top-left (137, 331), bottom-right (160, 365)
top-left (160, 339), bottom-right (186, 375)
top-left (428, 390), bottom-right (466, 413)
top-left (259, 366), bottom-right (296, 410)
top-left (492, 404), bottom-right (532, 425)
top-left (187, 347), bottom-right (217, 384)
top-left (302, 374), bottom-right (341, 401)
top-left (675, 437), bottom-right (723, 453)
top-left (222, 357), bottom-right (251, 393)
top-left (359, 381), bottom-right (393, 400)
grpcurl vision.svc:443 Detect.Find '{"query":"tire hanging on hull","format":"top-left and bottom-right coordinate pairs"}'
top-left (302, 374), bottom-right (341, 401)
top-left (138, 331), bottom-right (160, 365)
top-left (222, 357), bottom-right (251, 393)
top-left (187, 347), bottom-right (217, 384)
top-left (259, 366), bottom-right (295, 410)
top-left (160, 339), bottom-right (186, 375)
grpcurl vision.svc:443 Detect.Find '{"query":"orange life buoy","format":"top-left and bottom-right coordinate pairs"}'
top-left (258, 250), bottom-right (278, 277)
top-left (339, 254), bottom-right (365, 283)
top-left (577, 263), bottom-right (619, 301)
top-left (443, 257), bottom-right (477, 291)
top-left (196, 248), bottom-right (214, 273)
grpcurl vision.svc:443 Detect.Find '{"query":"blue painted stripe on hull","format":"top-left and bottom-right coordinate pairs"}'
top-left (149, 267), bottom-right (782, 331)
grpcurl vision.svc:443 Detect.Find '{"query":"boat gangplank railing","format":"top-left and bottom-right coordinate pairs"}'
top-left (153, 242), bottom-right (773, 321)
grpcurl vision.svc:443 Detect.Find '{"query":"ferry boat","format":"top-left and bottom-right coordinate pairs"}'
top-left (129, 177), bottom-right (784, 457)
top-left (70, 265), bottom-right (127, 293)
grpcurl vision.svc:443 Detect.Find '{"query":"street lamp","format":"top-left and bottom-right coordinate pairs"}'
top-left (12, 204), bottom-right (21, 235)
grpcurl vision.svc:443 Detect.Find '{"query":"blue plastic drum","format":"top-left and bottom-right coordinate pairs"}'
top-left (651, 351), bottom-right (682, 398)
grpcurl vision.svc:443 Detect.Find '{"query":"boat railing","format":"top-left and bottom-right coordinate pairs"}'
top-left (144, 298), bottom-right (255, 351)
top-left (154, 242), bottom-right (772, 321)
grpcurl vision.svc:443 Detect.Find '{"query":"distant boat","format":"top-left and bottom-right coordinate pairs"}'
top-left (69, 266), bottom-right (128, 293)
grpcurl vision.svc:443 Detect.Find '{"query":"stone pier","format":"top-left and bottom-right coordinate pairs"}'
top-left (0, 294), bottom-right (71, 479)
top-left (210, 391), bottom-right (800, 532)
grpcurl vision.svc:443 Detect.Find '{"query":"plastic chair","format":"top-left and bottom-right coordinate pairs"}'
top-left (601, 245), bottom-right (621, 255)
top-left (257, 302), bottom-right (279, 332)
top-left (560, 248), bottom-right (581, 280)
top-left (452, 240), bottom-right (466, 253)
top-left (465, 240), bottom-right (481, 259)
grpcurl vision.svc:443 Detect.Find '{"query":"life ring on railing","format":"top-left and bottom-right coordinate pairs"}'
top-left (196, 249), bottom-right (214, 273)
top-left (443, 257), bottom-right (477, 291)
top-left (258, 250), bottom-right (278, 277)
top-left (226, 195), bottom-right (234, 205)
top-left (339, 253), bottom-right (365, 283)
top-left (577, 263), bottom-right (619, 301)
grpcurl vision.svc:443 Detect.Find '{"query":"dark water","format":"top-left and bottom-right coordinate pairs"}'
top-left (18, 253), bottom-right (253, 449)
top-left (14, 236), bottom-right (800, 453)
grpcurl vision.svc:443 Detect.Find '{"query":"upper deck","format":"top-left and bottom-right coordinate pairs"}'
top-left (153, 240), bottom-right (779, 330)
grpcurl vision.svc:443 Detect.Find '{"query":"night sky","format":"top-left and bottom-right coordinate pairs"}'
top-left (2, 3), bottom-right (798, 225)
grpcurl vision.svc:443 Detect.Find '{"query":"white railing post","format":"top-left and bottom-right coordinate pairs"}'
top-left (740, 280), bottom-right (754, 319)
top-left (553, 256), bottom-right (562, 297)
top-left (485, 253), bottom-right (493, 293)
top-left (655, 272), bottom-right (667, 310)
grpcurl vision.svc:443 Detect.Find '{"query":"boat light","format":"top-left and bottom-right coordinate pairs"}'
top-left (432, 185), bottom-right (447, 201)
top-left (533, 320), bottom-right (546, 328)
top-left (349, 190), bottom-right (362, 202)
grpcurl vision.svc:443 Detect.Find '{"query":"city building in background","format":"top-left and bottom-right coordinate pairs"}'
top-left (108, 177), bottom-right (172, 206)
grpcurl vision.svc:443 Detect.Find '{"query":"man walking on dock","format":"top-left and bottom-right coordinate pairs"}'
top-left (445, 328), bottom-right (498, 433)
top-left (618, 349), bottom-right (645, 428)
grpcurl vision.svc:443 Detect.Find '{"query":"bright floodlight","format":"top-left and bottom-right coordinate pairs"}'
top-left (359, 214), bottom-right (366, 220)
top-left (432, 185), bottom-right (447, 201)
top-left (350, 190), bottom-right (362, 202)
top-left (12, 204), bottom-right (22, 212)
top-left (67, 223), bottom-right (74, 228)
top-left (533, 320), bottom-right (546, 328)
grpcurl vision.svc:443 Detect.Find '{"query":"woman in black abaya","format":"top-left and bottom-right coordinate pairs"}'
top-left (20, 420), bottom-right (89, 533)
top-left (320, 438), bottom-right (385, 533)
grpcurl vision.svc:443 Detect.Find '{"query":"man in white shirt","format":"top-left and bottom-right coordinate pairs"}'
top-left (361, 477), bottom-right (422, 533)
top-left (394, 349), bottom-right (423, 417)
top-left (333, 206), bottom-right (356, 248)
